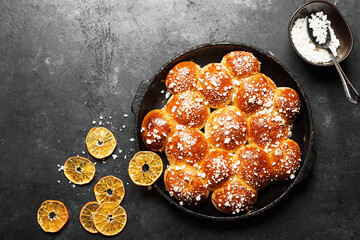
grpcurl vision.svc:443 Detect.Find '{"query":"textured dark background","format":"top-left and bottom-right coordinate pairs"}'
top-left (0, 0), bottom-right (359, 239)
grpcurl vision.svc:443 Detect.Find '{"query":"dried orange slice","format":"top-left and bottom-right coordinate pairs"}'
top-left (93, 202), bottom-right (127, 236)
top-left (86, 127), bottom-right (116, 159)
top-left (128, 151), bottom-right (163, 186)
top-left (79, 201), bottom-right (100, 234)
top-left (64, 156), bottom-right (96, 185)
top-left (37, 200), bottom-right (69, 233)
top-left (94, 175), bottom-right (125, 204)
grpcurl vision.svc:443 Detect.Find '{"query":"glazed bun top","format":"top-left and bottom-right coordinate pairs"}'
top-left (274, 87), bottom-right (301, 123)
top-left (270, 139), bottom-right (301, 181)
top-left (165, 61), bottom-right (201, 95)
top-left (164, 91), bottom-right (210, 129)
top-left (233, 144), bottom-right (273, 190)
top-left (200, 149), bottom-right (234, 191)
top-left (248, 113), bottom-right (289, 151)
top-left (165, 126), bottom-right (209, 167)
top-left (234, 73), bottom-right (277, 116)
top-left (211, 177), bottom-right (257, 214)
top-left (221, 51), bottom-right (260, 79)
top-left (197, 63), bottom-right (234, 108)
top-left (141, 109), bottom-right (176, 152)
top-left (205, 106), bottom-right (247, 152)
top-left (164, 165), bottom-right (209, 206)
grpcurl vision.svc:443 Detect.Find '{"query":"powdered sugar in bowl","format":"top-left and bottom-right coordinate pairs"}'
top-left (288, 1), bottom-right (353, 67)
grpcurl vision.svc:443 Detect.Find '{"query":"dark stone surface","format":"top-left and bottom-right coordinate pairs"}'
top-left (0, 0), bottom-right (359, 239)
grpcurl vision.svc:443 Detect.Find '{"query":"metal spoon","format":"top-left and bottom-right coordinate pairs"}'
top-left (306, 16), bottom-right (360, 105)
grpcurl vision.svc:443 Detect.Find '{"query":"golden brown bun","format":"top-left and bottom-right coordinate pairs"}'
top-left (200, 149), bottom-right (234, 191)
top-left (221, 51), bottom-right (260, 79)
top-left (274, 87), bottom-right (301, 123)
top-left (164, 165), bottom-right (209, 206)
top-left (165, 61), bottom-right (201, 95)
top-left (234, 73), bottom-right (277, 116)
top-left (164, 91), bottom-right (210, 129)
top-left (205, 106), bottom-right (247, 152)
top-left (196, 63), bottom-right (234, 108)
top-left (141, 109), bottom-right (176, 152)
top-left (248, 113), bottom-right (289, 151)
top-left (270, 139), bottom-right (301, 181)
top-left (233, 144), bottom-right (273, 190)
top-left (211, 177), bottom-right (257, 214)
top-left (165, 126), bottom-right (209, 167)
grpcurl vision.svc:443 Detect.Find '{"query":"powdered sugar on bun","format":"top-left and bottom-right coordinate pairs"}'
top-left (234, 73), bottom-right (277, 116)
top-left (197, 63), bottom-right (234, 108)
top-left (221, 51), bottom-right (260, 79)
top-left (205, 106), bottom-right (247, 152)
top-left (270, 139), bottom-right (301, 181)
top-left (211, 178), bottom-right (257, 214)
top-left (274, 87), bottom-right (301, 123)
top-left (164, 166), bottom-right (209, 206)
top-left (248, 113), bottom-right (289, 151)
top-left (165, 127), bottom-right (209, 167)
top-left (234, 145), bottom-right (273, 190)
top-left (141, 109), bottom-right (176, 152)
top-left (200, 149), bottom-right (234, 191)
top-left (164, 91), bottom-right (210, 129)
top-left (165, 61), bottom-right (201, 95)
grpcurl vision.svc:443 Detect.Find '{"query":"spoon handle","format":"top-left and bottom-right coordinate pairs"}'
top-left (327, 49), bottom-right (360, 105)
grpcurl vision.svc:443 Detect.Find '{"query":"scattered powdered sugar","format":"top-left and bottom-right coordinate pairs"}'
top-left (291, 11), bottom-right (340, 63)
top-left (92, 115), bottom-right (114, 126)
top-left (274, 148), bottom-right (282, 157)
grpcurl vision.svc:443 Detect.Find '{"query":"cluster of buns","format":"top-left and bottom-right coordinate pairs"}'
top-left (141, 51), bottom-right (301, 214)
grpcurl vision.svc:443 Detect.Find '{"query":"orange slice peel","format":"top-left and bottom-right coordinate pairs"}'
top-left (37, 200), bottom-right (69, 233)
top-left (79, 201), bottom-right (100, 234)
top-left (94, 175), bottom-right (125, 204)
top-left (86, 127), bottom-right (116, 159)
top-left (128, 151), bottom-right (163, 186)
top-left (93, 202), bottom-right (127, 236)
top-left (64, 156), bottom-right (96, 185)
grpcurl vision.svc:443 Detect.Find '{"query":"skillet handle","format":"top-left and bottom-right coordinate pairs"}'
top-left (296, 146), bottom-right (316, 184)
top-left (131, 79), bottom-right (152, 117)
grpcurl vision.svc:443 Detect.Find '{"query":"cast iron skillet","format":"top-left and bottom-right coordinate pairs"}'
top-left (131, 42), bottom-right (315, 221)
